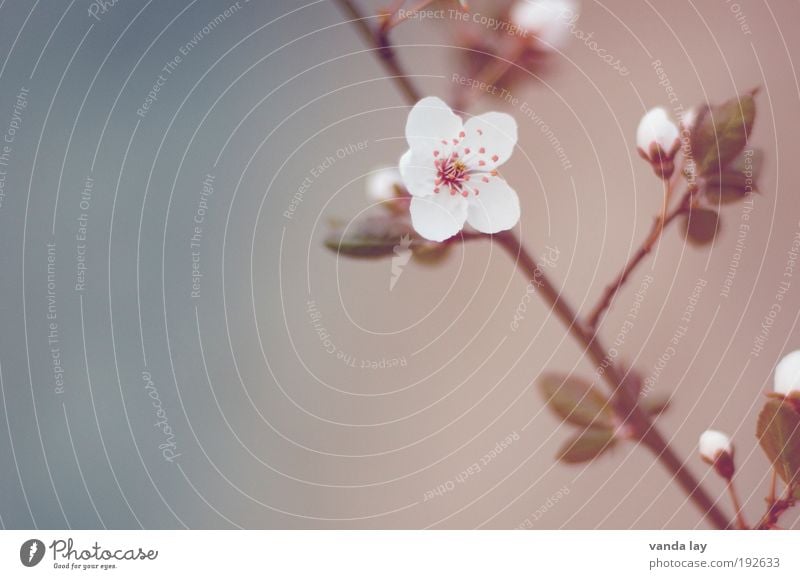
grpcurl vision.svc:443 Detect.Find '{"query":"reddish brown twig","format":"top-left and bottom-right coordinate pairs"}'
top-left (726, 479), bottom-right (749, 529)
top-left (586, 184), bottom-right (693, 330)
top-left (336, 0), bottom-right (422, 104)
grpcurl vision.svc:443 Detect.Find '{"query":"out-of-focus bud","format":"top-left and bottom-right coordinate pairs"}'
top-left (510, 0), bottom-right (579, 52)
top-left (457, 0), bottom-right (469, 9)
top-left (699, 429), bottom-right (735, 480)
top-left (366, 167), bottom-right (408, 215)
top-left (680, 107), bottom-right (698, 132)
top-left (774, 350), bottom-right (800, 398)
top-left (637, 107), bottom-right (680, 180)
top-left (366, 167), bottom-right (404, 202)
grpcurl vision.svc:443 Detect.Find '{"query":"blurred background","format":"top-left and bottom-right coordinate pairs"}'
top-left (0, 0), bottom-right (798, 529)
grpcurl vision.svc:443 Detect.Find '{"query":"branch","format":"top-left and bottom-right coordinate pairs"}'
top-left (586, 185), bottom-right (693, 330)
top-left (335, 0), bottom-right (422, 104)
top-left (494, 230), bottom-right (730, 530)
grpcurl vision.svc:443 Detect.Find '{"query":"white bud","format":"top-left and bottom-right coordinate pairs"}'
top-left (698, 430), bottom-right (732, 462)
top-left (636, 107), bottom-right (679, 159)
top-left (774, 350), bottom-right (800, 396)
top-left (680, 107), bottom-right (698, 131)
top-left (510, 0), bottom-right (579, 51)
top-left (366, 167), bottom-right (403, 202)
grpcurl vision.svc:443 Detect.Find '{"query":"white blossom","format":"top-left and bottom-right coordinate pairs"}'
top-left (399, 97), bottom-right (520, 242)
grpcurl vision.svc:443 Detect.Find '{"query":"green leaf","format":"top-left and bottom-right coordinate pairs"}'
top-left (681, 207), bottom-right (720, 247)
top-left (557, 427), bottom-right (616, 464)
top-left (690, 90), bottom-right (757, 176)
top-left (757, 399), bottom-right (800, 489)
top-left (325, 211), bottom-right (442, 259)
top-left (704, 148), bottom-right (763, 205)
top-left (539, 373), bottom-right (616, 428)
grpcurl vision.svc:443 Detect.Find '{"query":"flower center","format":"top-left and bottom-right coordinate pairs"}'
top-left (434, 153), bottom-right (482, 197)
top-left (431, 130), bottom-right (500, 197)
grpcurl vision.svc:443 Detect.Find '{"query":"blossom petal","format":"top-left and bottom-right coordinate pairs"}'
top-left (406, 97), bottom-right (463, 153)
top-left (460, 112), bottom-right (518, 170)
top-left (409, 194), bottom-right (468, 242)
top-left (399, 149), bottom-right (436, 197)
top-left (466, 177), bottom-right (520, 234)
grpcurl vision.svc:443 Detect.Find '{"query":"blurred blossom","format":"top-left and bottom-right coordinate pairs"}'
top-left (680, 107), bottom-right (698, 132)
top-left (636, 107), bottom-right (680, 160)
top-left (366, 167), bottom-right (404, 202)
top-left (510, 0), bottom-right (579, 51)
top-left (698, 430), bottom-right (733, 462)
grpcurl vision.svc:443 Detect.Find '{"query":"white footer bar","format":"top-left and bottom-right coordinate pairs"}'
top-left (1, 530), bottom-right (797, 578)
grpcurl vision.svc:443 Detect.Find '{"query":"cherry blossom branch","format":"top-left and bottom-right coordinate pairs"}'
top-left (336, 1), bottom-right (730, 530)
top-left (493, 229), bottom-right (730, 529)
top-left (335, 0), bottom-right (422, 104)
top-left (586, 180), bottom-right (694, 330)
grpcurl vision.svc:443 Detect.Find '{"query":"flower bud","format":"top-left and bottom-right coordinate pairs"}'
top-left (774, 350), bottom-right (800, 398)
top-left (636, 107), bottom-right (680, 179)
top-left (699, 429), bottom-right (735, 479)
top-left (510, 0), bottom-right (579, 52)
top-left (366, 167), bottom-right (405, 202)
top-left (680, 107), bottom-right (698, 132)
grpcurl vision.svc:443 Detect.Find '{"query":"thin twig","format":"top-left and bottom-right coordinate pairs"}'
top-left (768, 469), bottom-right (778, 505)
top-left (726, 479), bottom-right (749, 529)
top-left (335, 0), bottom-right (422, 104)
top-left (586, 184), bottom-right (692, 330)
